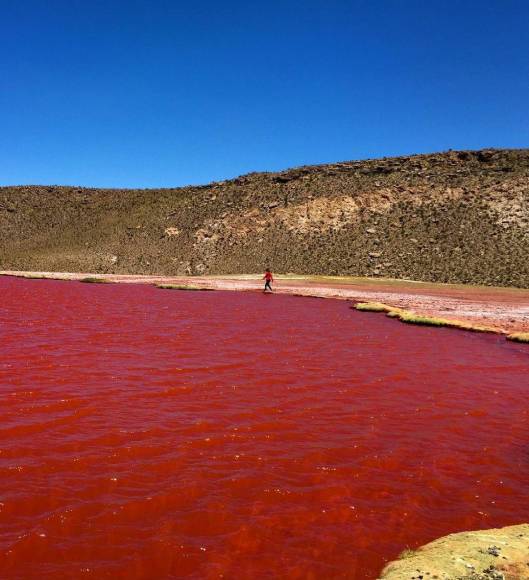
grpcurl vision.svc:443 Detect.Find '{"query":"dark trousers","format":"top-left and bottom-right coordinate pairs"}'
top-left (264, 280), bottom-right (272, 291)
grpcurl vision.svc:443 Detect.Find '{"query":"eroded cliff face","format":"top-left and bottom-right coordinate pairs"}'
top-left (2, 148), bottom-right (529, 287)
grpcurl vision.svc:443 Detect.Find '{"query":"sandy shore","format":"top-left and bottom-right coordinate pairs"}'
top-left (2, 270), bottom-right (529, 336)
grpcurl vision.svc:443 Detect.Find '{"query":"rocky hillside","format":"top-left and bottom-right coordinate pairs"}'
top-left (1, 149), bottom-right (529, 287)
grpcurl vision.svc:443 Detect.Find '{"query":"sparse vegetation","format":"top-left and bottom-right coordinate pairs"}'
top-left (398, 312), bottom-right (495, 333)
top-left (156, 284), bottom-right (212, 291)
top-left (0, 273), bottom-right (50, 280)
top-left (354, 302), bottom-right (394, 312)
top-left (399, 312), bottom-right (451, 326)
top-left (398, 548), bottom-right (417, 560)
top-left (79, 277), bottom-right (109, 284)
top-left (354, 302), bottom-right (497, 334)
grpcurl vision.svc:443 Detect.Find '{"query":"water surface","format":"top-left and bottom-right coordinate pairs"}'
top-left (0, 277), bottom-right (528, 578)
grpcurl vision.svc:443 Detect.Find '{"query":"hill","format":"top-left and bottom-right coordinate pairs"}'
top-left (1, 148), bottom-right (528, 287)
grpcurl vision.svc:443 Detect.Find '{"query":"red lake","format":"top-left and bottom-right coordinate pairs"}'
top-left (0, 276), bottom-right (528, 579)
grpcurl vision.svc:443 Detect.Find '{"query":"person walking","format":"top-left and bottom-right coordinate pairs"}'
top-left (263, 268), bottom-right (274, 292)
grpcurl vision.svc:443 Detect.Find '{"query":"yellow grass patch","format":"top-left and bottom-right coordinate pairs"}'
top-left (354, 302), bottom-right (496, 333)
top-left (507, 332), bottom-right (529, 343)
top-left (354, 302), bottom-right (394, 313)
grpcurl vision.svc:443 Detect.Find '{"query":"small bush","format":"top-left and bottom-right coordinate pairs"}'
top-left (398, 547), bottom-right (417, 560)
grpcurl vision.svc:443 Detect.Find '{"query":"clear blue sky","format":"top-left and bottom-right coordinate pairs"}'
top-left (1, 0), bottom-right (528, 188)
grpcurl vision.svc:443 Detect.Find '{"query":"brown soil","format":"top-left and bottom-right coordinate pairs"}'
top-left (1, 148), bottom-right (529, 287)
top-left (3, 271), bottom-right (529, 336)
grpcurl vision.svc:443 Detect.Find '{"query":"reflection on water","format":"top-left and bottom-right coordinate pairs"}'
top-left (0, 277), bottom-right (528, 578)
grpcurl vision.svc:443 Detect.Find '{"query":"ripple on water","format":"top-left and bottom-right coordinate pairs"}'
top-left (0, 276), bottom-right (528, 578)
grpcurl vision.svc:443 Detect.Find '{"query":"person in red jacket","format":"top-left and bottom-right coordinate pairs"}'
top-left (263, 268), bottom-right (274, 292)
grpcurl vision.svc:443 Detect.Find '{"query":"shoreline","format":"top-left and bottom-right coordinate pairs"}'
top-left (379, 523), bottom-right (529, 579)
top-left (2, 270), bottom-right (529, 340)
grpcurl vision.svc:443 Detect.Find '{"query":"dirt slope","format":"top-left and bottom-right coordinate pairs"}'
top-left (1, 148), bottom-right (529, 287)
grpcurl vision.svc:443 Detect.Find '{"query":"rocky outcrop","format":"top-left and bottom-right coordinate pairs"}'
top-left (1, 148), bottom-right (529, 287)
top-left (380, 524), bottom-right (529, 579)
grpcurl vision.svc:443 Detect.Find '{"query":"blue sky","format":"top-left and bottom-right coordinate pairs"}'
top-left (1, 0), bottom-right (528, 188)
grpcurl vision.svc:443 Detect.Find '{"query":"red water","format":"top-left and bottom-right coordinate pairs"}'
top-left (0, 277), bottom-right (528, 579)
